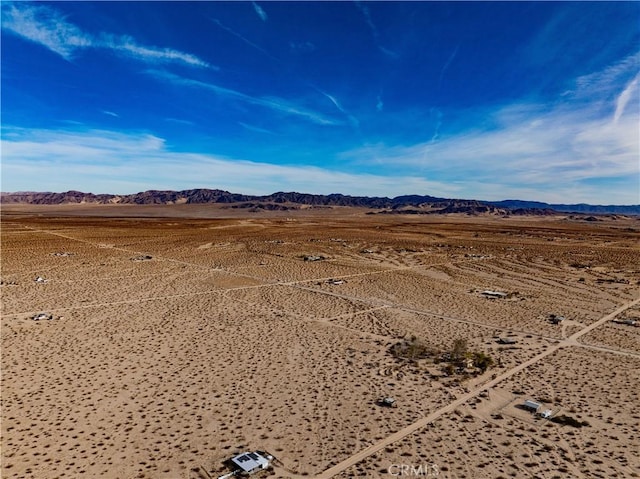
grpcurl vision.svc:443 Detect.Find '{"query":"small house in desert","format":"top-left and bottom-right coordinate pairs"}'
top-left (482, 290), bottom-right (507, 299)
top-left (31, 312), bottom-right (53, 321)
top-left (230, 451), bottom-right (273, 475)
top-left (378, 397), bottom-right (397, 408)
top-left (549, 314), bottom-right (565, 324)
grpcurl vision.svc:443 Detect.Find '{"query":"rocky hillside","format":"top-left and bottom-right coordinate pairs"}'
top-left (0, 189), bottom-right (434, 208)
top-left (487, 199), bottom-right (640, 216)
top-left (1, 189), bottom-right (638, 215)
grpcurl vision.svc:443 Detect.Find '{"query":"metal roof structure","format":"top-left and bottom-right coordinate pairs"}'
top-left (523, 400), bottom-right (542, 411)
top-left (482, 290), bottom-right (507, 298)
top-left (231, 451), bottom-right (271, 474)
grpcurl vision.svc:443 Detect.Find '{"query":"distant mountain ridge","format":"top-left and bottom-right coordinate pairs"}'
top-left (1, 189), bottom-right (638, 215)
top-left (486, 199), bottom-right (640, 215)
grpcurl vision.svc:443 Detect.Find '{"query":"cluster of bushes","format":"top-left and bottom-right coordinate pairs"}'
top-left (389, 337), bottom-right (495, 375)
top-left (389, 336), bottom-right (435, 360)
top-left (472, 351), bottom-right (495, 373)
top-left (448, 339), bottom-right (495, 372)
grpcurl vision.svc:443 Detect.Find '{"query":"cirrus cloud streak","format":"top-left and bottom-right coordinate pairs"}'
top-left (1, 2), bottom-right (211, 68)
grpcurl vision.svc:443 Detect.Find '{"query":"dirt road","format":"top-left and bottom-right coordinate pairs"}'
top-left (315, 296), bottom-right (640, 479)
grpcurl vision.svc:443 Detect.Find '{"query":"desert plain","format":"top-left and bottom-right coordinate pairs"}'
top-left (1, 205), bottom-right (639, 479)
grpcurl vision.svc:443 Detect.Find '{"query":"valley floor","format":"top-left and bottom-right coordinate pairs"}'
top-left (2, 208), bottom-right (639, 478)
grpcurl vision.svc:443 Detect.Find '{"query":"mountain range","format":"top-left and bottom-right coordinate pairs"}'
top-left (1, 189), bottom-right (638, 215)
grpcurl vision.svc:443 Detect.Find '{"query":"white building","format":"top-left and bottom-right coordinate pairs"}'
top-left (230, 451), bottom-right (273, 475)
top-left (482, 290), bottom-right (507, 298)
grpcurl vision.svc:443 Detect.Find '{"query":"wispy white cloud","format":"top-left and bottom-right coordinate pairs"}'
top-left (147, 69), bottom-right (342, 126)
top-left (613, 71), bottom-right (640, 124)
top-left (438, 45), bottom-right (460, 89)
top-left (314, 89), bottom-right (360, 127)
top-left (376, 95), bottom-right (383, 112)
top-left (1, 2), bottom-right (211, 68)
top-left (210, 17), bottom-right (349, 129)
top-left (211, 18), bottom-right (277, 62)
top-left (238, 122), bottom-right (275, 135)
top-left (2, 121), bottom-right (635, 203)
top-left (355, 1), bottom-right (375, 34)
top-left (252, 2), bottom-right (268, 22)
top-left (102, 110), bottom-right (119, 118)
top-left (378, 46), bottom-right (399, 60)
top-left (164, 118), bottom-right (195, 126)
top-left (1, 3), bottom-right (91, 60)
top-left (574, 50), bottom-right (640, 99)
top-left (108, 34), bottom-right (210, 68)
top-left (344, 114), bottom-right (638, 203)
top-left (354, 1), bottom-right (398, 59)
top-left (429, 109), bottom-right (443, 143)
top-left (289, 41), bottom-right (316, 54)
top-left (1, 127), bottom-right (458, 197)
top-left (209, 18), bottom-right (354, 130)
top-left (339, 54), bottom-right (640, 204)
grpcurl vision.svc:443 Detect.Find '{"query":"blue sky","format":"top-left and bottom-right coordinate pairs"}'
top-left (2, 1), bottom-right (639, 204)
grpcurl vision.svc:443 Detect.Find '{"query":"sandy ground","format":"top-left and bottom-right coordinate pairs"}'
top-left (337, 347), bottom-right (640, 479)
top-left (1, 207), bottom-right (639, 478)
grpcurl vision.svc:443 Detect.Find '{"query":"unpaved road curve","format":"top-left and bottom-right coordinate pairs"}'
top-left (315, 296), bottom-right (640, 479)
